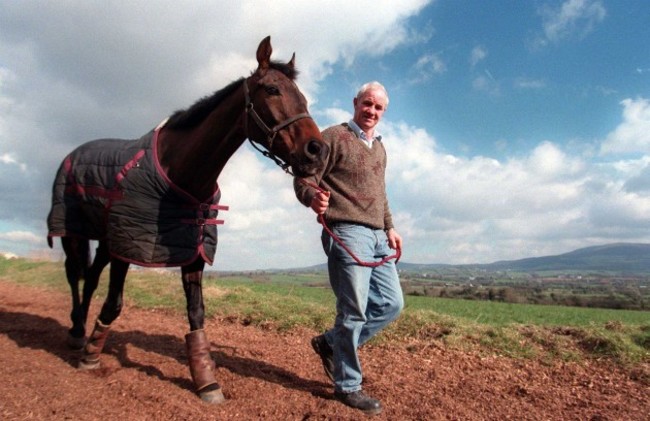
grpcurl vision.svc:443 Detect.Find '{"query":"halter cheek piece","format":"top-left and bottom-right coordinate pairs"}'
top-left (243, 78), bottom-right (312, 174)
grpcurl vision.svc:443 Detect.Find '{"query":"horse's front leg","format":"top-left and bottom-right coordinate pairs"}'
top-left (182, 258), bottom-right (225, 404)
top-left (79, 258), bottom-right (129, 370)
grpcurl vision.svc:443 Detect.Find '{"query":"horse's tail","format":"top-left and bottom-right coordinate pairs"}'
top-left (47, 236), bottom-right (53, 248)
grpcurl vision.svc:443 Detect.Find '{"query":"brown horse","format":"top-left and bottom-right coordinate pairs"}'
top-left (46, 36), bottom-right (328, 404)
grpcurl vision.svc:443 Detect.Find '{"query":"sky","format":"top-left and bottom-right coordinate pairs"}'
top-left (1, 0), bottom-right (649, 271)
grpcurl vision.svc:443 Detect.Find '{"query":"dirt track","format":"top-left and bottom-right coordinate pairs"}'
top-left (0, 279), bottom-right (648, 420)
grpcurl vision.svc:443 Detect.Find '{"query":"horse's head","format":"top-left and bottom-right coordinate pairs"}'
top-left (244, 36), bottom-right (329, 177)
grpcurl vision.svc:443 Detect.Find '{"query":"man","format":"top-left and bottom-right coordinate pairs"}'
top-left (294, 81), bottom-right (404, 416)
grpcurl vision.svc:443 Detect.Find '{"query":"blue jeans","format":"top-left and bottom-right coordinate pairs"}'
top-left (320, 223), bottom-right (404, 393)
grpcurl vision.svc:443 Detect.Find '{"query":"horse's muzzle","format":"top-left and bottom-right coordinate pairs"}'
top-left (293, 139), bottom-right (329, 177)
top-left (305, 139), bottom-right (329, 163)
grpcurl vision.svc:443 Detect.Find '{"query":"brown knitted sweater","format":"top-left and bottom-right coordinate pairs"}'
top-left (294, 123), bottom-right (394, 231)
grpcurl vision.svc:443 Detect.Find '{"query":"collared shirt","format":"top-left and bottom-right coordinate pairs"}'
top-left (348, 119), bottom-right (382, 149)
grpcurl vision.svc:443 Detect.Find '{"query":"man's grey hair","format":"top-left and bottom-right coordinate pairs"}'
top-left (356, 81), bottom-right (389, 107)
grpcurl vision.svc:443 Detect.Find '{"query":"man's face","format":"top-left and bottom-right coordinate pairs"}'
top-left (352, 89), bottom-right (387, 134)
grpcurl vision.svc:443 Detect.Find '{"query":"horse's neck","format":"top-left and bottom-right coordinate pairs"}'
top-left (158, 96), bottom-right (246, 200)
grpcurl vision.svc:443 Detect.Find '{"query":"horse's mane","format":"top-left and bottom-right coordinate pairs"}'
top-left (165, 61), bottom-right (298, 130)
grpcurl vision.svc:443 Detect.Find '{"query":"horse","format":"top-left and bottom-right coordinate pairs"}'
top-left (46, 36), bottom-right (329, 404)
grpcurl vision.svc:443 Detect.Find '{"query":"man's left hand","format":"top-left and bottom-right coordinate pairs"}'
top-left (386, 228), bottom-right (402, 251)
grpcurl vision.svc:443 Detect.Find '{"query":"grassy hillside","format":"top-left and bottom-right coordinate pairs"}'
top-left (1, 256), bottom-right (648, 368)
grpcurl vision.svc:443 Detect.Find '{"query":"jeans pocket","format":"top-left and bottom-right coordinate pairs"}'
top-left (330, 224), bottom-right (374, 263)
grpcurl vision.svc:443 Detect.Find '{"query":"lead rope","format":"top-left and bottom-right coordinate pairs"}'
top-left (301, 180), bottom-right (401, 268)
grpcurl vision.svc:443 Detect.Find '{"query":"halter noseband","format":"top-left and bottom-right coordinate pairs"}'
top-left (243, 78), bottom-right (312, 174)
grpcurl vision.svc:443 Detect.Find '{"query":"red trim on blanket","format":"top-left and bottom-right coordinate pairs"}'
top-left (63, 156), bottom-right (73, 177)
top-left (64, 184), bottom-right (124, 201)
top-left (199, 243), bottom-right (213, 266)
top-left (115, 149), bottom-right (146, 184)
top-left (179, 218), bottom-right (225, 225)
top-left (180, 203), bottom-right (230, 211)
top-left (62, 154), bottom-right (126, 201)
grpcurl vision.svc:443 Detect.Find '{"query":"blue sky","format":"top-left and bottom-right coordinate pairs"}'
top-left (1, 0), bottom-right (649, 270)
top-left (319, 0), bottom-right (649, 159)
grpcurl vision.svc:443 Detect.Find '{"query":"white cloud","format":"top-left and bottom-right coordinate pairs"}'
top-left (318, 108), bottom-right (352, 129)
top-left (0, 230), bottom-right (41, 244)
top-left (0, 228), bottom-right (59, 261)
top-left (377, 110), bottom-right (650, 265)
top-left (538, 0), bottom-right (606, 45)
top-left (410, 52), bottom-right (447, 84)
top-left (472, 70), bottom-right (500, 95)
top-left (600, 97), bottom-right (650, 155)
top-left (469, 46), bottom-right (487, 67)
top-left (514, 77), bottom-right (546, 89)
top-left (1, 153), bottom-right (17, 165)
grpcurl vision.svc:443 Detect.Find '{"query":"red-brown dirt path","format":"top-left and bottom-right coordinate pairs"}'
top-left (0, 279), bottom-right (647, 420)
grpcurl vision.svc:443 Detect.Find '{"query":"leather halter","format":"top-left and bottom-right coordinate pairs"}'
top-left (243, 78), bottom-right (312, 173)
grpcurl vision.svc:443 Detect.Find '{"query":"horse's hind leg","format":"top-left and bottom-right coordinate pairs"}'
top-left (79, 241), bottom-right (110, 329)
top-left (80, 258), bottom-right (129, 370)
top-left (61, 237), bottom-right (90, 349)
top-left (182, 258), bottom-right (225, 404)
top-left (62, 238), bottom-right (110, 349)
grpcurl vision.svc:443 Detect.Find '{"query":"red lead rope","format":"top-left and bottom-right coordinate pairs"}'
top-left (301, 180), bottom-right (401, 268)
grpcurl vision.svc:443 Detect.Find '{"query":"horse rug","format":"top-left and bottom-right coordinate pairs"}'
top-left (47, 127), bottom-right (228, 267)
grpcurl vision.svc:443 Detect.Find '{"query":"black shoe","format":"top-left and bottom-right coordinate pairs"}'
top-left (311, 334), bottom-right (334, 381)
top-left (334, 390), bottom-right (382, 416)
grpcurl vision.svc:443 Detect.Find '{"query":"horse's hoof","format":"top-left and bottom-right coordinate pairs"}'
top-left (199, 388), bottom-right (226, 404)
top-left (78, 359), bottom-right (100, 370)
top-left (67, 334), bottom-right (86, 350)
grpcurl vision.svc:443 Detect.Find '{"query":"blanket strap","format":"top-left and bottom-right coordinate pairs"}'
top-left (181, 218), bottom-right (225, 226)
top-left (180, 203), bottom-right (229, 226)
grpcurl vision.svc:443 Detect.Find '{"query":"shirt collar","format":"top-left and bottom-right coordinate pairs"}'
top-left (348, 120), bottom-right (382, 147)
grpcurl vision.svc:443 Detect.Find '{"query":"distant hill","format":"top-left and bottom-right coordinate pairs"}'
top-left (399, 243), bottom-right (650, 274)
top-left (480, 243), bottom-right (650, 273)
top-left (286, 243), bottom-right (650, 275)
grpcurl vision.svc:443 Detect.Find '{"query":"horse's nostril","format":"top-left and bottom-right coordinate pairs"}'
top-left (305, 140), bottom-right (329, 161)
top-left (305, 140), bottom-right (321, 157)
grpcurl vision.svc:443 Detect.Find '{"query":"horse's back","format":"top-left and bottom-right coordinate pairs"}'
top-left (47, 135), bottom-right (150, 240)
top-left (65, 137), bottom-right (145, 188)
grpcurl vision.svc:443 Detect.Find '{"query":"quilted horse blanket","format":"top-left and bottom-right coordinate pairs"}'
top-left (47, 124), bottom-right (228, 267)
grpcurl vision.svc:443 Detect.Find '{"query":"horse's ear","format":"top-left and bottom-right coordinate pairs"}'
top-left (256, 36), bottom-right (272, 71)
top-left (288, 53), bottom-right (296, 69)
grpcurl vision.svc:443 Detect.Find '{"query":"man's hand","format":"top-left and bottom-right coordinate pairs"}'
top-left (311, 190), bottom-right (330, 215)
top-left (386, 228), bottom-right (402, 251)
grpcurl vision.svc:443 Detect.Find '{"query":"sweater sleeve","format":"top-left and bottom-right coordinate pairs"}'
top-left (293, 176), bottom-right (318, 207)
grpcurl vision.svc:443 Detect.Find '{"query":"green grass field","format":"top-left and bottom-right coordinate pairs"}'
top-left (1, 257), bottom-right (648, 366)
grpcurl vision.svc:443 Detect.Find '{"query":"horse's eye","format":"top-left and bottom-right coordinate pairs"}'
top-left (265, 86), bottom-right (281, 96)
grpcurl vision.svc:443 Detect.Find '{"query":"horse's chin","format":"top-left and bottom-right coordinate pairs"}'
top-left (291, 163), bottom-right (322, 178)
top-left (291, 166), bottom-right (318, 178)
